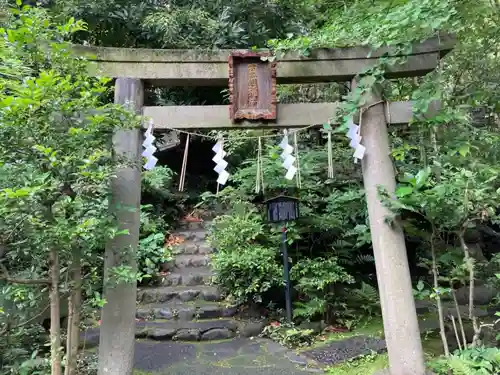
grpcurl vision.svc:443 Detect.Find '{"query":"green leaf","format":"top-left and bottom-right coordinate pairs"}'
top-left (415, 167), bottom-right (431, 189)
top-left (396, 185), bottom-right (413, 197)
top-left (458, 143), bottom-right (470, 157)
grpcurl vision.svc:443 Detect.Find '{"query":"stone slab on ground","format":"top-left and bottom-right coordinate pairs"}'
top-left (301, 335), bottom-right (386, 366)
top-left (84, 337), bottom-right (322, 374)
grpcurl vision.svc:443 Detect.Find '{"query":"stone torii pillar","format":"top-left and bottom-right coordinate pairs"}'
top-left (354, 76), bottom-right (425, 375)
top-left (98, 78), bottom-right (143, 375)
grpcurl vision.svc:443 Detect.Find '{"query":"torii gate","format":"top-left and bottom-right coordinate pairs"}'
top-left (77, 36), bottom-right (454, 375)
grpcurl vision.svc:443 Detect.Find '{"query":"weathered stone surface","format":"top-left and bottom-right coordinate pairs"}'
top-left (135, 327), bottom-right (149, 339)
top-left (157, 308), bottom-right (174, 320)
top-left (136, 309), bottom-right (150, 320)
top-left (200, 288), bottom-right (221, 302)
top-left (177, 307), bottom-right (195, 321)
top-left (302, 335), bottom-right (386, 366)
top-left (298, 321), bottom-right (327, 333)
top-left (183, 273), bottom-right (207, 286)
top-left (415, 300), bottom-right (434, 314)
top-left (239, 321), bottom-right (267, 338)
top-left (197, 244), bottom-right (212, 254)
top-left (198, 305), bottom-right (222, 319)
top-left (144, 101), bottom-right (441, 130)
top-left (175, 329), bottom-right (200, 341)
top-left (174, 255), bottom-right (210, 268)
top-left (79, 35), bottom-right (455, 88)
top-left (150, 328), bottom-right (178, 340)
top-left (175, 231), bottom-right (207, 242)
top-left (178, 289), bottom-right (200, 302)
top-left (173, 241), bottom-right (199, 255)
top-left (221, 306), bottom-right (238, 317)
top-left (161, 273), bottom-right (183, 287)
top-left (442, 303), bottom-right (490, 318)
top-left (418, 317), bottom-right (441, 333)
top-left (455, 285), bottom-right (498, 305)
top-left (200, 328), bottom-right (235, 341)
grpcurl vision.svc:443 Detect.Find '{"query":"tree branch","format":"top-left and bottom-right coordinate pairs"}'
top-left (0, 263), bottom-right (50, 285)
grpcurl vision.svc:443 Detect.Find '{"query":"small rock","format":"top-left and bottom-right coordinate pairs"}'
top-left (156, 290), bottom-right (177, 303)
top-left (162, 274), bottom-right (182, 287)
top-left (177, 307), bottom-right (195, 320)
top-left (140, 290), bottom-right (158, 304)
top-left (201, 289), bottom-right (221, 302)
top-left (415, 300), bottom-right (434, 314)
top-left (160, 260), bottom-right (175, 272)
top-left (286, 352), bottom-right (308, 365)
top-left (135, 327), bottom-right (149, 339)
top-left (174, 329), bottom-right (200, 341)
top-left (183, 274), bottom-right (206, 286)
top-left (178, 289), bottom-right (200, 302)
top-left (298, 321), bottom-right (326, 333)
top-left (198, 305), bottom-right (222, 319)
top-left (455, 285), bottom-right (498, 305)
top-left (221, 306), bottom-right (238, 317)
top-left (157, 309), bottom-right (174, 320)
top-left (180, 242), bottom-right (199, 254)
top-left (136, 309), bottom-right (150, 320)
top-left (198, 244), bottom-right (212, 254)
top-left (239, 321), bottom-right (266, 337)
top-left (149, 328), bottom-right (177, 340)
top-left (191, 257), bottom-right (209, 267)
top-left (200, 328), bottom-right (235, 341)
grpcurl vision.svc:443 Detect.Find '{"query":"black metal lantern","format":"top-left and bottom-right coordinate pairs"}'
top-left (263, 194), bottom-right (300, 322)
top-left (264, 195), bottom-right (300, 223)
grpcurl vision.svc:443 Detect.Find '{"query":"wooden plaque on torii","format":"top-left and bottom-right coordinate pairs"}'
top-left (228, 51), bottom-right (277, 122)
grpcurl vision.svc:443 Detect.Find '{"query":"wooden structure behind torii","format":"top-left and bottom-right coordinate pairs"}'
top-left (78, 35), bottom-right (455, 375)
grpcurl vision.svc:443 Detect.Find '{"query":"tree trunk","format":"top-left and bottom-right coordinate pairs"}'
top-left (98, 78), bottom-right (143, 375)
top-left (49, 248), bottom-right (62, 375)
top-left (64, 248), bottom-right (82, 375)
top-left (353, 77), bottom-right (426, 375)
top-left (430, 233), bottom-right (450, 356)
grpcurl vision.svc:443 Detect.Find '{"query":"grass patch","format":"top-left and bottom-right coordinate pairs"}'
top-left (302, 317), bottom-right (384, 351)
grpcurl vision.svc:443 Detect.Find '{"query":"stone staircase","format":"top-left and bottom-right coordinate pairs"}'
top-left (135, 219), bottom-right (258, 342)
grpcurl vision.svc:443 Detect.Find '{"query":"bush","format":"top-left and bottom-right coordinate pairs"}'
top-left (209, 208), bottom-right (282, 303)
top-left (291, 257), bottom-right (355, 324)
top-left (428, 347), bottom-right (500, 375)
top-left (137, 204), bottom-right (172, 282)
top-left (211, 245), bottom-right (282, 303)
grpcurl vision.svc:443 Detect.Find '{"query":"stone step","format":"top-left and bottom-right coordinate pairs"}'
top-left (158, 268), bottom-right (214, 287)
top-left (136, 319), bottom-right (237, 342)
top-left (165, 254), bottom-right (211, 270)
top-left (173, 229), bottom-right (208, 242)
top-left (171, 240), bottom-right (212, 255)
top-left (178, 220), bottom-right (213, 231)
top-left (136, 300), bottom-right (238, 321)
top-left (137, 285), bottom-right (221, 304)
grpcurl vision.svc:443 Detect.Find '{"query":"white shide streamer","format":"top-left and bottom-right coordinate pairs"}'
top-left (212, 140), bottom-right (230, 186)
top-left (279, 130), bottom-right (297, 180)
top-left (142, 120), bottom-right (158, 170)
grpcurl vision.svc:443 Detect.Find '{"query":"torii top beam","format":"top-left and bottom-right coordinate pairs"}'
top-left (74, 35), bottom-right (454, 87)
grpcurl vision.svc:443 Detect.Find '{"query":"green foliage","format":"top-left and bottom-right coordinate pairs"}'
top-left (0, 4), bottom-right (136, 372)
top-left (208, 208), bottom-right (282, 303)
top-left (428, 347), bottom-right (500, 375)
top-left (260, 322), bottom-right (315, 348)
top-left (291, 257), bottom-right (354, 321)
